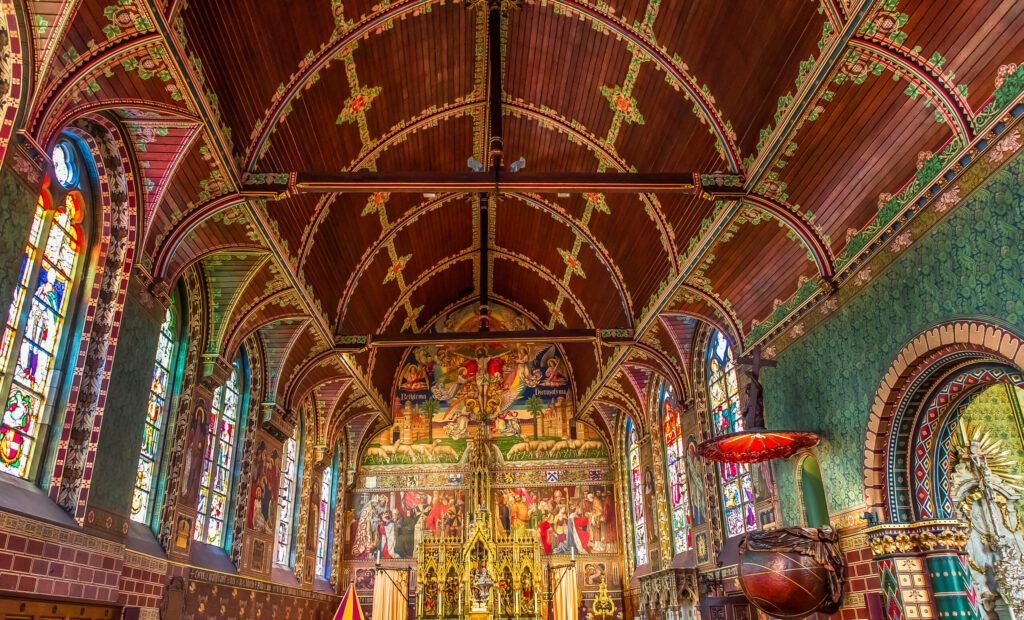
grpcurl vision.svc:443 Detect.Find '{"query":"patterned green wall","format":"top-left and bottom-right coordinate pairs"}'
top-left (89, 289), bottom-right (163, 517)
top-left (765, 152), bottom-right (1024, 520)
top-left (0, 167), bottom-right (39, 324)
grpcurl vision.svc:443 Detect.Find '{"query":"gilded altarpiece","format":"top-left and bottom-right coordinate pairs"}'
top-left (345, 305), bottom-right (622, 618)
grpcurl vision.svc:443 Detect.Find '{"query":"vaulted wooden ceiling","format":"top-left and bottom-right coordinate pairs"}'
top-left (23, 0), bottom-right (1024, 446)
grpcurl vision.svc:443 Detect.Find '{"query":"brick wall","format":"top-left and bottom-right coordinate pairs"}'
top-left (0, 508), bottom-right (339, 618)
top-left (0, 511), bottom-right (123, 603)
top-left (833, 510), bottom-right (881, 620)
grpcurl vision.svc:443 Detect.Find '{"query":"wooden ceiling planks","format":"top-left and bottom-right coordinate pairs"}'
top-left (898, 0), bottom-right (1024, 112)
top-left (505, 2), bottom-right (631, 144)
top-left (178, 0), bottom-right (337, 158)
top-left (695, 213), bottom-right (818, 333)
top-left (650, 0), bottom-right (826, 159)
top-left (778, 67), bottom-right (953, 256)
top-left (27, 0), bottom-right (1024, 428)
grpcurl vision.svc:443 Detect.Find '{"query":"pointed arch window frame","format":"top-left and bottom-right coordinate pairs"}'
top-left (705, 329), bottom-right (756, 538)
top-left (131, 301), bottom-right (185, 525)
top-left (625, 416), bottom-right (648, 567)
top-left (193, 355), bottom-right (249, 548)
top-left (1, 140), bottom-right (91, 482)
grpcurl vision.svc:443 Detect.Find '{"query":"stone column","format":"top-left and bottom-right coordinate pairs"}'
top-left (84, 274), bottom-right (167, 537)
top-left (866, 520), bottom-right (978, 620)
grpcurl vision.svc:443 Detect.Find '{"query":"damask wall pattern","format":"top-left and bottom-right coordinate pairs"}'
top-left (765, 151), bottom-right (1024, 518)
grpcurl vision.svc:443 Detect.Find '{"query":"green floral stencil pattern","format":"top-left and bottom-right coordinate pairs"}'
top-left (765, 152), bottom-right (1024, 520)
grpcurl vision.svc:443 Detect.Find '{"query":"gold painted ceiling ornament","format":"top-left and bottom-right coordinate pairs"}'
top-left (467, 0), bottom-right (523, 13)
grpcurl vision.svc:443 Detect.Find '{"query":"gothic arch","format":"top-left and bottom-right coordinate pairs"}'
top-left (45, 115), bottom-right (141, 523)
top-left (862, 320), bottom-right (1024, 521)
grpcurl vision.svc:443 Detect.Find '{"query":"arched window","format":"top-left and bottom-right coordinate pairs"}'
top-left (315, 465), bottom-right (333, 577)
top-left (661, 385), bottom-right (691, 553)
top-left (131, 307), bottom-right (180, 523)
top-left (274, 433), bottom-right (299, 565)
top-left (1, 140), bottom-right (87, 480)
top-left (625, 417), bottom-right (648, 566)
top-left (706, 330), bottom-right (755, 537)
top-left (797, 454), bottom-right (828, 528)
top-left (194, 359), bottom-right (244, 546)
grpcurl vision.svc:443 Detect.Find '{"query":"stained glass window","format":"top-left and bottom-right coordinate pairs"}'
top-left (706, 330), bottom-right (755, 537)
top-left (662, 386), bottom-right (691, 553)
top-left (130, 309), bottom-right (177, 523)
top-left (194, 361), bottom-right (243, 547)
top-left (626, 417), bottom-right (648, 566)
top-left (52, 142), bottom-right (78, 189)
top-left (1, 176), bottom-right (85, 479)
top-left (315, 466), bottom-right (333, 577)
top-left (274, 435), bottom-right (298, 565)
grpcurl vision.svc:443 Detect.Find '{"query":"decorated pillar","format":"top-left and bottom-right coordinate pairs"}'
top-left (161, 353), bottom-right (233, 561)
top-left (866, 520), bottom-right (978, 620)
top-left (236, 401), bottom-right (295, 578)
top-left (296, 443), bottom-right (330, 586)
top-left (638, 434), bottom-right (663, 570)
top-left (83, 273), bottom-right (168, 537)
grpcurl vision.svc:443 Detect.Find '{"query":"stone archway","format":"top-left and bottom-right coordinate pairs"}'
top-left (862, 320), bottom-right (1024, 521)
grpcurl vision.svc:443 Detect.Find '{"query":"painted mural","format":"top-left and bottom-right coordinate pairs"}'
top-left (494, 485), bottom-right (616, 554)
top-left (350, 304), bottom-right (617, 569)
top-left (362, 305), bottom-right (607, 466)
top-left (350, 490), bottom-right (467, 559)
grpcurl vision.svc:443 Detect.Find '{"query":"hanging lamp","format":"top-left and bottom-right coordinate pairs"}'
top-left (697, 346), bottom-right (820, 463)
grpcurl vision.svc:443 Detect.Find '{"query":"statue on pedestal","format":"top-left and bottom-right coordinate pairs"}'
top-left (950, 421), bottom-right (1024, 620)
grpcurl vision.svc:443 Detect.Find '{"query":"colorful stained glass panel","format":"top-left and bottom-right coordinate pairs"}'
top-left (706, 330), bottom-right (756, 538)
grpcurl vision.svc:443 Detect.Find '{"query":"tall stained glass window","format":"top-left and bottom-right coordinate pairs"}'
top-left (274, 434), bottom-right (298, 565)
top-left (131, 309), bottom-right (178, 522)
top-left (626, 417), bottom-right (648, 566)
top-left (194, 361), bottom-right (242, 546)
top-left (315, 466), bottom-right (333, 577)
top-left (1, 143), bottom-right (86, 480)
top-left (662, 386), bottom-right (691, 553)
top-left (706, 330), bottom-right (755, 537)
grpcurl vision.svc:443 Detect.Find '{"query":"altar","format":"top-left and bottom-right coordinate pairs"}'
top-left (414, 427), bottom-right (543, 620)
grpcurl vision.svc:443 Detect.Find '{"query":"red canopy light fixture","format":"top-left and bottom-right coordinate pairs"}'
top-left (698, 428), bottom-right (820, 463)
top-left (698, 346), bottom-right (821, 464)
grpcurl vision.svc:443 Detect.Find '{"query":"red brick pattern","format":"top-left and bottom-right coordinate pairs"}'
top-left (834, 528), bottom-right (882, 620)
top-left (0, 511), bottom-right (123, 603)
top-left (0, 508), bottom-right (339, 617)
top-left (118, 551), bottom-right (168, 611)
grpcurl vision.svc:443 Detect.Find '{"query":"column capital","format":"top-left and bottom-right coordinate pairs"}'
top-left (865, 519), bottom-right (970, 556)
top-left (260, 401), bottom-right (295, 441)
top-left (200, 353), bottom-right (234, 389)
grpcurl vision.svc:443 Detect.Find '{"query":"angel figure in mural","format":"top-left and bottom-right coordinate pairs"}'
top-left (950, 420), bottom-right (1024, 620)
